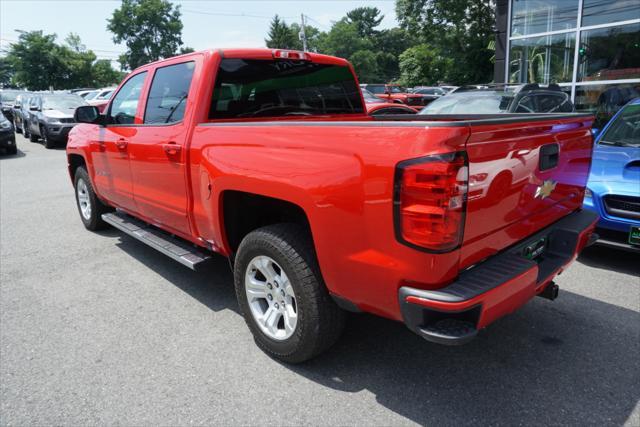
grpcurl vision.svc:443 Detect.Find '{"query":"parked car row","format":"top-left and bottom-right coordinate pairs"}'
top-left (1, 89), bottom-right (88, 149)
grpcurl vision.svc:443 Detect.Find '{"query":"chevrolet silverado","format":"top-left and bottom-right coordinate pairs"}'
top-left (67, 49), bottom-right (598, 362)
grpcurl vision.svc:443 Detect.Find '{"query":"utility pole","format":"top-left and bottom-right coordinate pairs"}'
top-left (299, 13), bottom-right (308, 52)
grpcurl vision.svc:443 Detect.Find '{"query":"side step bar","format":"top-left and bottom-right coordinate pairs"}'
top-left (102, 211), bottom-right (214, 271)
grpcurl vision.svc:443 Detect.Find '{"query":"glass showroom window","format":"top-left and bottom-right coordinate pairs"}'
top-left (511, 0), bottom-right (579, 36)
top-left (509, 33), bottom-right (575, 83)
top-left (577, 23), bottom-right (640, 82)
top-left (582, 0), bottom-right (640, 27)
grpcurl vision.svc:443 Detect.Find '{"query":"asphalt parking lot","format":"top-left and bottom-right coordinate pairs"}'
top-left (1, 134), bottom-right (639, 426)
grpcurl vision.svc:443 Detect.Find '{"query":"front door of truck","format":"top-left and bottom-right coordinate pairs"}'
top-left (90, 71), bottom-right (148, 211)
top-left (127, 60), bottom-right (197, 236)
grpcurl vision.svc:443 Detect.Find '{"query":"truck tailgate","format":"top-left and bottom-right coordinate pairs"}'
top-left (461, 115), bottom-right (594, 268)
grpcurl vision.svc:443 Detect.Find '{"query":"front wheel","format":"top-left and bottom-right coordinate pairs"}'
top-left (234, 224), bottom-right (345, 363)
top-left (41, 125), bottom-right (54, 149)
top-left (26, 123), bottom-right (37, 142)
top-left (74, 167), bottom-right (112, 230)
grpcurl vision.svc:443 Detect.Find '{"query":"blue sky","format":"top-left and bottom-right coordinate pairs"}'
top-left (0, 0), bottom-right (399, 67)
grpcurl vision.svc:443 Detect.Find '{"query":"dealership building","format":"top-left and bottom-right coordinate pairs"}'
top-left (494, 0), bottom-right (640, 125)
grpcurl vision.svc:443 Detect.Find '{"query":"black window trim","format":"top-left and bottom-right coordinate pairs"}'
top-left (142, 60), bottom-right (196, 126)
top-left (105, 70), bottom-right (148, 127)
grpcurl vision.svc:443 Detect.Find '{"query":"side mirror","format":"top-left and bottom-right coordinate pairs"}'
top-left (74, 105), bottom-right (102, 124)
top-left (591, 128), bottom-right (600, 138)
top-left (29, 105), bottom-right (39, 111)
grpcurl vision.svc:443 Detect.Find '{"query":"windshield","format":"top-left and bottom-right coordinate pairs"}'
top-left (419, 91), bottom-right (515, 114)
top-left (210, 59), bottom-right (364, 119)
top-left (388, 86), bottom-right (406, 94)
top-left (600, 104), bottom-right (640, 147)
top-left (1, 91), bottom-right (21, 103)
top-left (367, 85), bottom-right (386, 94)
top-left (83, 91), bottom-right (99, 100)
top-left (42, 96), bottom-right (87, 110)
top-left (362, 89), bottom-right (384, 103)
top-left (415, 88), bottom-right (445, 96)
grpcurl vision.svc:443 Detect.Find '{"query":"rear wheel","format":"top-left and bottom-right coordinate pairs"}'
top-left (6, 141), bottom-right (17, 155)
top-left (234, 224), bottom-right (345, 363)
top-left (14, 119), bottom-right (22, 134)
top-left (74, 167), bottom-right (112, 231)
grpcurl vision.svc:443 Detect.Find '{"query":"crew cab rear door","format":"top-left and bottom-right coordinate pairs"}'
top-left (127, 58), bottom-right (198, 236)
top-left (461, 115), bottom-right (594, 267)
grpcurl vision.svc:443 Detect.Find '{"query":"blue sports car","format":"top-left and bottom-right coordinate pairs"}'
top-left (583, 98), bottom-right (640, 251)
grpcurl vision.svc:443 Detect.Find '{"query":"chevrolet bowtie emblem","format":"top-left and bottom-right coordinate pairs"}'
top-left (535, 180), bottom-right (557, 199)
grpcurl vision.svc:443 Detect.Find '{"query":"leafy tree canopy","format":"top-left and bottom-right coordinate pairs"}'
top-left (346, 7), bottom-right (384, 38)
top-left (396, 0), bottom-right (495, 84)
top-left (107, 0), bottom-right (185, 70)
top-left (5, 30), bottom-right (124, 90)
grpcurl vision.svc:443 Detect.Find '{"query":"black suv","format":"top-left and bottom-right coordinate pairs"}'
top-left (419, 83), bottom-right (574, 115)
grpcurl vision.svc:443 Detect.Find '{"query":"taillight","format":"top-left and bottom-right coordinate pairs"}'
top-left (393, 152), bottom-right (468, 252)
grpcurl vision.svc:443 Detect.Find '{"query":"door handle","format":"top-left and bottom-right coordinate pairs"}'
top-left (116, 138), bottom-right (128, 150)
top-left (162, 142), bottom-right (181, 156)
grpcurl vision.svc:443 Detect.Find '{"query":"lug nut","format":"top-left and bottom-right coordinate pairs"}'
top-left (267, 294), bottom-right (273, 300)
top-left (267, 283), bottom-right (273, 290)
top-left (280, 289), bottom-right (285, 297)
top-left (274, 303), bottom-right (279, 309)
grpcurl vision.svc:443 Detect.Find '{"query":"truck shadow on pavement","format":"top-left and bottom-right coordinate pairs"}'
top-left (110, 232), bottom-right (639, 426)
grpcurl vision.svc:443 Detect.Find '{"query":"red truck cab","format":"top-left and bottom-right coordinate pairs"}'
top-left (67, 49), bottom-right (597, 362)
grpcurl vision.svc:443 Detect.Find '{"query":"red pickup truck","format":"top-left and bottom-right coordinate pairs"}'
top-left (67, 49), bottom-right (598, 363)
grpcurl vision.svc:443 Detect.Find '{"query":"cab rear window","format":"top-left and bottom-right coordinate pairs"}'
top-left (209, 59), bottom-right (364, 119)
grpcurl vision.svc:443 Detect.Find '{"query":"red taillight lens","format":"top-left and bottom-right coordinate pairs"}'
top-left (394, 152), bottom-right (468, 252)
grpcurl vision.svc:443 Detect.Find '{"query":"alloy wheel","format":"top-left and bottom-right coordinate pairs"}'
top-left (244, 255), bottom-right (298, 340)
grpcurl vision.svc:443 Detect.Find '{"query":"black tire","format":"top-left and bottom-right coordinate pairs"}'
top-left (74, 167), bottom-right (112, 231)
top-left (27, 123), bottom-right (38, 142)
top-left (6, 142), bottom-right (17, 155)
top-left (41, 125), bottom-right (55, 149)
top-left (14, 120), bottom-right (22, 134)
top-left (234, 224), bottom-right (345, 363)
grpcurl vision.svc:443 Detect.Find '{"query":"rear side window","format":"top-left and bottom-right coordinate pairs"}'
top-left (209, 59), bottom-right (363, 119)
top-left (145, 61), bottom-right (195, 124)
top-left (109, 72), bottom-right (147, 125)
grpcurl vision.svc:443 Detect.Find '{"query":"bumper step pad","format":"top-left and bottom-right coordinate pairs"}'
top-left (102, 211), bottom-right (214, 271)
top-left (419, 319), bottom-right (478, 345)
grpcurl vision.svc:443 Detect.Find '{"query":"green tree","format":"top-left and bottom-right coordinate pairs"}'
top-left (92, 59), bottom-right (125, 86)
top-left (0, 57), bottom-right (15, 88)
top-left (398, 44), bottom-right (452, 86)
top-left (265, 15), bottom-right (299, 49)
top-left (58, 33), bottom-right (97, 88)
top-left (346, 7), bottom-right (384, 38)
top-left (396, 0), bottom-right (495, 84)
top-left (107, 0), bottom-right (186, 71)
top-left (6, 30), bottom-right (64, 90)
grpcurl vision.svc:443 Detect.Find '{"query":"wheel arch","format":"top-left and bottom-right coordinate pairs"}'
top-left (220, 190), bottom-right (314, 255)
